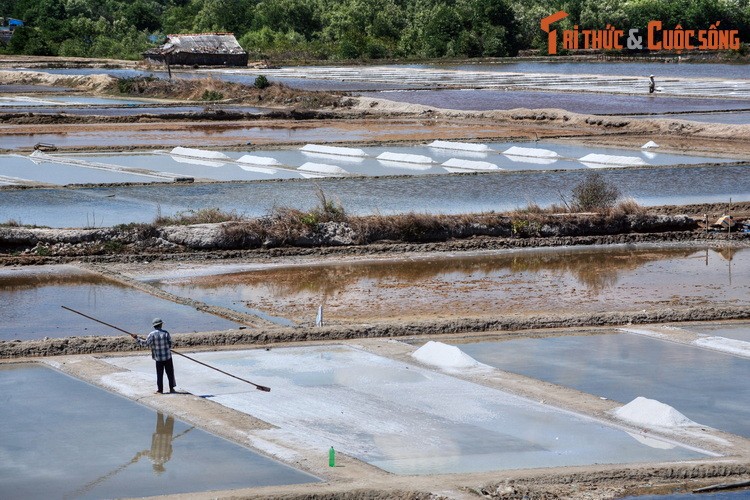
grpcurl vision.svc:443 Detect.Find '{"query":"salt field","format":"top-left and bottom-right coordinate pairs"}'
top-left (358, 89), bottom-right (750, 115)
top-left (3, 161), bottom-right (748, 228)
top-left (105, 344), bottom-right (707, 475)
top-left (3, 55), bottom-right (750, 499)
top-left (453, 330), bottom-right (750, 438)
top-left (146, 246), bottom-right (750, 324)
top-left (0, 265), bottom-right (241, 340)
top-left (3, 140), bottom-right (734, 185)
top-left (0, 363), bottom-right (319, 499)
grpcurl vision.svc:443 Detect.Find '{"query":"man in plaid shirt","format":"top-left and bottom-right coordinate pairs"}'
top-left (134, 318), bottom-right (177, 394)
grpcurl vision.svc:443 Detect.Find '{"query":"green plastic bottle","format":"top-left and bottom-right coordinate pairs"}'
top-left (328, 446), bottom-right (335, 467)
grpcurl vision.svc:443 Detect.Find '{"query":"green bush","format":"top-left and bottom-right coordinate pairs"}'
top-left (201, 89), bottom-right (224, 101)
top-left (254, 75), bottom-right (270, 89)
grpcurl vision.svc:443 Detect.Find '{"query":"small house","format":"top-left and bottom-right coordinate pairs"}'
top-left (143, 33), bottom-right (248, 67)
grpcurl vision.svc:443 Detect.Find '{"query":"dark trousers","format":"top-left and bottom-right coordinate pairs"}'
top-left (155, 358), bottom-right (176, 393)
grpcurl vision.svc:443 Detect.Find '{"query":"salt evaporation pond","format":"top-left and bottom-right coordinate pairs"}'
top-left (0, 154), bottom-right (172, 185)
top-left (357, 89), bottom-right (750, 115)
top-left (453, 332), bottom-right (750, 438)
top-left (0, 95), bottom-right (155, 106)
top-left (676, 322), bottom-right (750, 343)
top-left (0, 139), bottom-right (737, 185)
top-left (0, 265), bottom-right (241, 340)
top-left (106, 345), bottom-right (706, 475)
top-left (0, 363), bottom-right (319, 500)
top-left (66, 140), bottom-right (735, 179)
top-left (3, 161), bottom-right (748, 228)
top-left (147, 246), bottom-right (750, 324)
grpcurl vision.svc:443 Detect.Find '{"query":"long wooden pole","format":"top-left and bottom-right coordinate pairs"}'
top-left (61, 306), bottom-right (270, 392)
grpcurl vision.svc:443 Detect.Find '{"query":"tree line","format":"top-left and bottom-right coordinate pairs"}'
top-left (1, 0), bottom-right (748, 61)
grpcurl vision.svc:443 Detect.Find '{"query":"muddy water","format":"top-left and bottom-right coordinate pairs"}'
top-left (152, 246), bottom-right (750, 324)
top-left (453, 331), bottom-right (750, 438)
top-left (0, 363), bottom-right (319, 499)
top-left (0, 266), bottom-right (241, 340)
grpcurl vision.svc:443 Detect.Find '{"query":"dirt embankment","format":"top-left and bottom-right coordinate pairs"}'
top-left (4, 304), bottom-right (750, 359)
top-left (3, 210), bottom-right (746, 262)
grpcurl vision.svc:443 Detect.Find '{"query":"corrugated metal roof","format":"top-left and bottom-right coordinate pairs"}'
top-left (150, 32), bottom-right (246, 55)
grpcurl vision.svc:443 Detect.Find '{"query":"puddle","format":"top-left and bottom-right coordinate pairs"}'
top-left (453, 331), bottom-right (750, 438)
top-left (106, 345), bottom-right (706, 475)
top-left (2, 163), bottom-right (748, 228)
top-left (0, 363), bottom-right (319, 499)
top-left (0, 266), bottom-right (241, 340)
top-left (149, 246), bottom-right (750, 324)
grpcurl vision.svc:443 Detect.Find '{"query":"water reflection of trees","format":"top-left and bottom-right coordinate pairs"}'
top-left (191, 247), bottom-right (709, 297)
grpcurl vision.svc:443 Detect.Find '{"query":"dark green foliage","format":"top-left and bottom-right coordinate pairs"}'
top-left (201, 89), bottom-right (224, 100)
top-left (1, 0), bottom-right (747, 60)
top-left (254, 74), bottom-right (270, 89)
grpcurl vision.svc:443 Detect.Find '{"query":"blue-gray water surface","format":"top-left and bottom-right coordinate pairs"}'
top-left (455, 333), bottom-right (750, 438)
top-left (2, 164), bottom-right (747, 228)
top-left (0, 364), bottom-right (318, 500)
top-left (0, 266), bottom-right (241, 340)
top-left (357, 89), bottom-right (750, 115)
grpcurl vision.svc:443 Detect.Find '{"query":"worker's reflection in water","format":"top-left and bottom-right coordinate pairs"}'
top-left (134, 412), bottom-right (174, 474)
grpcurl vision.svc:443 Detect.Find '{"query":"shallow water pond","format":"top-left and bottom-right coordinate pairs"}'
top-left (0, 363), bottom-right (319, 499)
top-left (2, 162), bottom-right (748, 227)
top-left (0, 265), bottom-right (241, 340)
top-left (149, 246), bottom-right (750, 324)
top-left (453, 331), bottom-right (750, 438)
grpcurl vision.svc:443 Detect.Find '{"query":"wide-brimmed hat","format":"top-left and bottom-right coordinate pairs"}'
top-left (152, 317), bottom-right (163, 327)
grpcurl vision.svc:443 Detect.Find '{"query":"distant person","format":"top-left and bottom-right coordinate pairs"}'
top-left (133, 318), bottom-right (177, 394)
top-left (648, 75), bottom-right (656, 94)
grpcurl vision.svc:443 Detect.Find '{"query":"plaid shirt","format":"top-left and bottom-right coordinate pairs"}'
top-left (138, 328), bottom-right (173, 361)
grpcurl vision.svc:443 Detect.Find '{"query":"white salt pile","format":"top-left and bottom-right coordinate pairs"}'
top-left (579, 153), bottom-right (647, 167)
top-left (411, 341), bottom-right (488, 372)
top-left (614, 397), bottom-right (699, 428)
top-left (641, 140), bottom-right (660, 149)
top-left (170, 146), bottom-right (230, 160)
top-left (428, 140), bottom-right (492, 152)
top-left (376, 152), bottom-right (434, 164)
top-left (442, 158), bottom-right (499, 171)
top-left (237, 155), bottom-right (282, 166)
top-left (297, 162), bottom-right (349, 175)
top-left (300, 144), bottom-right (367, 157)
top-left (502, 146), bottom-right (559, 158)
